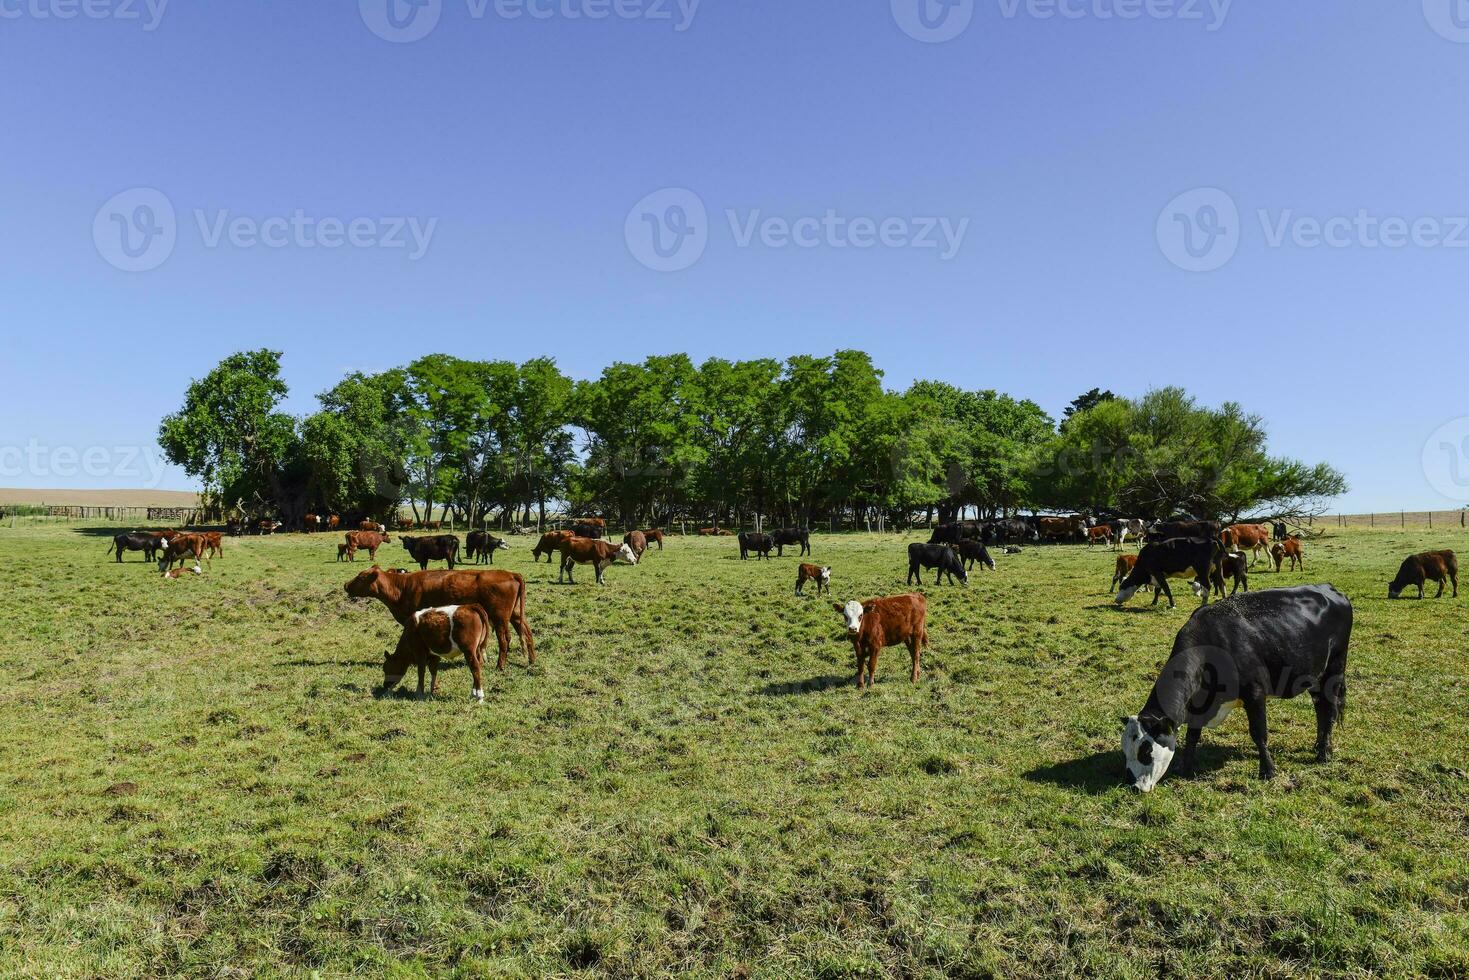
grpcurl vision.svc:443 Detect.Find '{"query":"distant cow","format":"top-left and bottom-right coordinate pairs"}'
top-left (1272, 538), bottom-right (1304, 573)
top-left (576, 517), bottom-right (606, 529)
top-left (1114, 537), bottom-right (1223, 608)
top-left (1218, 552), bottom-right (1250, 595)
top-left (622, 530), bottom-right (648, 559)
top-left (1038, 515), bottom-right (1088, 542)
top-left (360, 520), bottom-right (385, 532)
top-left (640, 529), bottom-right (665, 551)
top-left (1085, 526), bottom-right (1113, 548)
top-left (1222, 524), bottom-right (1272, 565)
top-left (345, 565), bottom-right (534, 671)
top-left (988, 518), bottom-right (1036, 544)
top-left (571, 522), bottom-right (604, 540)
top-left (199, 531), bottom-right (224, 559)
top-left (344, 530), bottom-right (390, 561)
top-left (467, 530), bottom-right (509, 565)
top-left (1388, 550), bottom-right (1458, 599)
top-left (907, 542), bottom-right (967, 586)
top-left (327, 515), bottom-right (341, 531)
top-left (304, 514), bottom-right (320, 533)
top-left (770, 527), bottom-right (811, 557)
top-left (738, 532), bottom-right (774, 561)
top-left (953, 539), bottom-right (995, 572)
top-left (388, 604), bottom-right (494, 701)
top-left (1272, 521), bottom-right (1289, 542)
top-left (558, 538), bottom-right (637, 585)
top-left (1148, 520), bottom-right (1221, 544)
top-left (796, 563), bottom-right (831, 597)
top-left (108, 533), bottom-right (162, 563)
top-left (401, 535), bottom-right (460, 571)
top-left (337, 542), bottom-right (354, 562)
top-left (834, 593), bottom-right (928, 689)
top-left (1115, 518), bottom-right (1147, 549)
top-left (532, 530), bottom-right (574, 563)
top-left (1122, 585), bottom-right (1351, 791)
top-left (256, 520), bottom-right (279, 535)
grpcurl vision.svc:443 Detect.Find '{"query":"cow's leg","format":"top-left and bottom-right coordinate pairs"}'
top-left (1311, 692), bottom-right (1336, 762)
top-left (428, 658), bottom-right (440, 695)
top-left (1155, 578), bottom-right (1173, 608)
top-left (1243, 697), bottom-right (1275, 780)
top-left (1452, 570), bottom-right (1459, 598)
top-left (908, 635), bottom-right (921, 683)
top-left (1176, 726), bottom-right (1202, 776)
top-left (494, 620), bottom-right (511, 671)
top-left (866, 649), bottom-right (880, 688)
top-left (466, 641), bottom-right (485, 700)
top-left (853, 643), bottom-right (865, 688)
top-left (907, 563), bottom-right (917, 586)
top-left (415, 658), bottom-right (427, 698)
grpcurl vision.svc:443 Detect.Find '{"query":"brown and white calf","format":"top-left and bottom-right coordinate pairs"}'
top-left (1272, 537), bottom-right (1304, 572)
top-left (161, 562), bottom-right (203, 580)
top-left (158, 533), bottom-right (210, 571)
top-left (387, 604), bottom-right (493, 701)
top-left (796, 563), bottom-right (831, 597)
top-left (1086, 525), bottom-right (1113, 548)
top-left (833, 593), bottom-right (928, 689)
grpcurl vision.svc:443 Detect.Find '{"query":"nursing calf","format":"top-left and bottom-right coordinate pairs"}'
top-left (387, 604), bottom-right (493, 701)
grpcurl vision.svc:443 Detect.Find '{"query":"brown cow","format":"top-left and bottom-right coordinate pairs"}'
top-left (159, 533), bottom-right (210, 571)
top-left (398, 519), bottom-right (416, 531)
top-left (360, 519), bottom-right (384, 532)
top-left (1271, 537), bottom-right (1304, 573)
top-left (327, 515), bottom-right (341, 530)
top-left (343, 530), bottom-right (391, 561)
top-left (1222, 523), bottom-right (1271, 565)
top-left (1038, 515), bottom-right (1087, 542)
top-left (387, 604), bottom-right (493, 701)
top-left (532, 530), bottom-right (575, 563)
top-left (257, 520), bottom-right (279, 535)
top-left (344, 566), bottom-right (535, 670)
top-left (623, 530), bottom-right (648, 559)
top-left (640, 529), bottom-right (665, 550)
top-left (161, 562), bottom-right (203, 580)
top-left (558, 538), bottom-right (638, 585)
top-left (577, 517), bottom-right (606, 528)
top-left (1388, 550), bottom-right (1458, 599)
top-left (1110, 553), bottom-right (1138, 592)
top-left (1085, 525), bottom-right (1113, 548)
top-left (304, 514), bottom-right (320, 533)
top-left (796, 563), bottom-right (831, 597)
top-left (200, 531), bottom-right (224, 559)
top-left (833, 594), bottom-right (928, 689)
top-left (338, 542), bottom-right (355, 562)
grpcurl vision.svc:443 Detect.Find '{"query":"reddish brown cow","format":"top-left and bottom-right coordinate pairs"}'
top-left (833, 594), bottom-right (928, 689)
top-left (159, 533), bottom-right (210, 570)
top-left (796, 563), bottom-right (831, 597)
top-left (345, 566), bottom-right (535, 670)
top-left (304, 514), bottom-right (321, 533)
top-left (1388, 550), bottom-right (1458, 599)
top-left (622, 530), bottom-right (648, 559)
top-left (558, 538), bottom-right (638, 585)
top-left (1110, 553), bottom-right (1138, 592)
top-left (1085, 525), bottom-right (1113, 548)
top-left (532, 530), bottom-right (575, 563)
top-left (360, 519), bottom-right (384, 532)
top-left (1222, 523), bottom-right (1271, 564)
top-left (1038, 515), bottom-right (1087, 542)
top-left (343, 530), bottom-right (391, 561)
top-left (1271, 537), bottom-right (1304, 572)
top-left (577, 517), bottom-right (606, 528)
top-left (200, 531), bottom-right (223, 559)
top-left (640, 529), bottom-right (665, 550)
top-left (398, 519), bottom-right (416, 531)
top-left (161, 562), bottom-right (203, 580)
top-left (338, 542), bottom-right (354, 562)
top-left (388, 604), bottom-right (493, 701)
top-left (327, 515), bottom-right (341, 530)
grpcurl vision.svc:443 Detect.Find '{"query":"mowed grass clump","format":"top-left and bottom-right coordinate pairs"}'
top-left (1, 522), bottom-right (1467, 976)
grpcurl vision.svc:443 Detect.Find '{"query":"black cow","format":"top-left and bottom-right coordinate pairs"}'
top-left (953, 539), bottom-right (995, 572)
top-left (400, 534), bottom-right (460, 570)
top-left (466, 530), bottom-right (509, 564)
top-left (1148, 520), bottom-right (1221, 543)
top-left (571, 522), bottom-right (604, 540)
top-left (907, 542), bottom-right (968, 586)
top-left (929, 521), bottom-right (983, 545)
top-left (770, 527), bottom-right (811, 557)
top-left (1272, 521), bottom-right (1288, 542)
top-left (107, 533), bottom-right (161, 563)
top-left (1122, 584), bottom-right (1351, 791)
top-left (989, 518), bottom-right (1036, 544)
top-left (1217, 551), bottom-right (1250, 596)
top-left (738, 532), bottom-right (774, 561)
top-left (1114, 537), bottom-right (1223, 609)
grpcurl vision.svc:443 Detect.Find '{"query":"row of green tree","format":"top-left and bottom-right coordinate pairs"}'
top-left (157, 350), bottom-right (1346, 529)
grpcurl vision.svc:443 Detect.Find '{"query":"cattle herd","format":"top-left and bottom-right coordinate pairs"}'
top-left (103, 512), bottom-right (1459, 792)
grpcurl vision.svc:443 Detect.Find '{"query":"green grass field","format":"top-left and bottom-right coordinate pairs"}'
top-left (1, 521), bottom-right (1466, 977)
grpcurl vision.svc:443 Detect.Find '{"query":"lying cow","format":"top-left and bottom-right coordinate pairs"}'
top-left (108, 533), bottom-right (161, 563)
top-left (1388, 550), bottom-right (1458, 599)
top-left (738, 532), bottom-right (774, 561)
top-left (532, 530), bottom-right (574, 563)
top-left (401, 534), bottom-right (460, 570)
top-left (1114, 537), bottom-right (1222, 608)
top-left (834, 593), bottom-right (928, 689)
top-left (466, 530), bottom-right (509, 565)
top-left (953, 539), bottom-right (995, 572)
top-left (907, 542), bottom-right (967, 586)
top-left (161, 562), bottom-right (204, 580)
top-left (770, 527), bottom-right (811, 557)
top-left (1272, 538), bottom-right (1304, 573)
top-left (386, 604), bottom-right (493, 701)
top-left (1122, 584), bottom-right (1351, 790)
top-left (558, 538), bottom-right (637, 585)
top-left (796, 563), bottom-right (831, 597)
top-left (344, 565), bottom-right (535, 671)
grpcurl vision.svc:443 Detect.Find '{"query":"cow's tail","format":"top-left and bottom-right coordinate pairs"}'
top-left (106, 540), bottom-right (116, 556)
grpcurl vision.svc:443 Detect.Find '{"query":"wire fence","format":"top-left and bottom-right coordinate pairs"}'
top-left (1326, 510), bottom-right (1469, 529)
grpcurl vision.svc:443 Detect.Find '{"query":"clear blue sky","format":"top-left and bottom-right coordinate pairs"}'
top-left (3, 1), bottom-right (1467, 512)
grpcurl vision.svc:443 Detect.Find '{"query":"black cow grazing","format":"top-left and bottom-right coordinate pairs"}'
top-left (929, 521), bottom-right (984, 545)
top-left (1115, 537), bottom-right (1223, 609)
top-left (1218, 552), bottom-right (1250, 596)
top-left (1147, 519), bottom-right (1221, 544)
top-left (907, 542), bottom-right (967, 586)
top-left (107, 533), bottom-right (162, 563)
top-left (401, 534), bottom-right (460, 570)
top-left (738, 531), bottom-right (774, 561)
top-left (1388, 550), bottom-right (1458, 599)
top-left (571, 522), bottom-right (604, 540)
top-left (1122, 585), bottom-right (1352, 791)
top-left (989, 518), bottom-right (1036, 544)
top-left (954, 539), bottom-right (995, 572)
top-left (1272, 521), bottom-right (1288, 542)
top-left (770, 527), bottom-right (811, 557)
top-left (466, 530), bottom-right (509, 565)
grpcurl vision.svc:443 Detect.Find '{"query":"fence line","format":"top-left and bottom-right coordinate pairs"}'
top-left (1328, 510), bottom-right (1468, 529)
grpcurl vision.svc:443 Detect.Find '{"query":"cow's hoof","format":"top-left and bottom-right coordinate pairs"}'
top-left (1259, 765), bottom-right (1277, 781)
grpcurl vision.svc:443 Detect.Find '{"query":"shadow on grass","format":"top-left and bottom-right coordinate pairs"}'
top-left (279, 658), bottom-right (383, 669)
top-left (1023, 751), bottom-right (1126, 795)
top-left (758, 674), bottom-right (853, 695)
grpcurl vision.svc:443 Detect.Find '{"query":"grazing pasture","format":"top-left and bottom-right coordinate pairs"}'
top-left (0, 522), bottom-right (1467, 976)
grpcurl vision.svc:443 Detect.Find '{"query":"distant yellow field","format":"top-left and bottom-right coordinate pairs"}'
top-left (0, 487), bottom-right (200, 507)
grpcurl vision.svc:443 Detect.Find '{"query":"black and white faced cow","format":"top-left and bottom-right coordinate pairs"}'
top-left (1122, 584), bottom-right (1351, 791)
top-left (1114, 537), bottom-right (1222, 609)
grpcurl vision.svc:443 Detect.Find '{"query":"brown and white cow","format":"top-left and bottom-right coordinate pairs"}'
top-left (1222, 523), bottom-right (1272, 565)
top-left (345, 565), bottom-right (535, 671)
top-left (387, 603), bottom-right (493, 701)
top-left (359, 519), bottom-right (384, 532)
top-left (158, 533), bottom-right (210, 571)
top-left (796, 563), bottom-right (831, 597)
top-left (304, 514), bottom-right (321, 533)
top-left (1272, 537), bottom-right (1304, 573)
top-left (1085, 525), bottom-right (1113, 548)
top-left (161, 562), bottom-right (204, 580)
top-left (558, 538), bottom-right (637, 585)
top-left (532, 530), bottom-right (575, 563)
top-left (833, 593), bottom-right (928, 689)
top-left (344, 530), bottom-right (391, 561)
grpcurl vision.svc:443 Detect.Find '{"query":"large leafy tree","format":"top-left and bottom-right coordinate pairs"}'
top-left (301, 368), bottom-right (415, 519)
